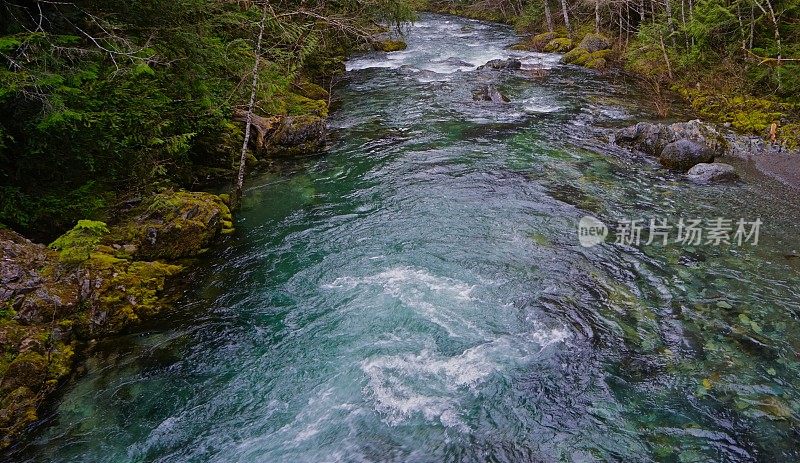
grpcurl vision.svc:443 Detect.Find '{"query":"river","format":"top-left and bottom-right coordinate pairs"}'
top-left (11, 14), bottom-right (800, 463)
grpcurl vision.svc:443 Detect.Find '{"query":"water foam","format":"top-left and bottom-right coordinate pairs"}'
top-left (361, 326), bottom-right (570, 431)
top-left (323, 266), bottom-right (481, 337)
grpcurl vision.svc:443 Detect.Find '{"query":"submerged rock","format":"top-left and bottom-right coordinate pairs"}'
top-left (438, 57), bottom-right (473, 67)
top-left (477, 58), bottom-right (522, 71)
top-left (0, 190), bottom-right (232, 448)
top-left (659, 139), bottom-right (715, 171)
top-left (686, 163), bottom-right (739, 182)
top-left (472, 84), bottom-right (510, 103)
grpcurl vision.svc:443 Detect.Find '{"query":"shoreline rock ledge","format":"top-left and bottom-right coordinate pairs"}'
top-left (0, 190), bottom-right (232, 449)
top-left (614, 119), bottom-right (799, 186)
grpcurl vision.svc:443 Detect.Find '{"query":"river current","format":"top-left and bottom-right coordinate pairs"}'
top-left (11, 14), bottom-right (800, 463)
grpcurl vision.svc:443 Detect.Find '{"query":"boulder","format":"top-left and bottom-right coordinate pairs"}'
top-left (0, 189), bottom-right (233, 448)
top-left (615, 120), bottom-right (728, 157)
top-left (110, 191), bottom-right (233, 261)
top-left (373, 39), bottom-right (407, 52)
top-left (686, 163), bottom-right (739, 182)
top-left (270, 115), bottom-right (327, 153)
top-left (478, 58), bottom-right (522, 71)
top-left (578, 33), bottom-right (612, 53)
top-left (472, 84), bottom-right (510, 103)
top-left (511, 32), bottom-right (557, 52)
top-left (544, 38), bottom-right (573, 52)
top-left (659, 139), bottom-right (715, 171)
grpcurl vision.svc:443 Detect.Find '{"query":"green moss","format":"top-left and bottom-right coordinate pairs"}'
top-left (97, 259), bottom-right (183, 329)
top-left (544, 38), bottom-right (573, 53)
top-left (294, 79), bottom-right (329, 101)
top-left (49, 219), bottom-right (109, 264)
top-left (0, 303), bottom-right (15, 321)
top-left (678, 87), bottom-right (796, 146)
top-left (112, 191), bottom-right (230, 261)
top-left (586, 57), bottom-right (608, 70)
top-left (374, 40), bottom-right (407, 52)
top-left (562, 47), bottom-right (589, 64)
top-left (285, 92), bottom-right (328, 118)
top-left (513, 32), bottom-right (558, 52)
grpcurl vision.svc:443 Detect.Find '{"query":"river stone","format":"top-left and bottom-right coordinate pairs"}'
top-left (659, 139), bottom-right (714, 171)
top-left (578, 33), bottom-right (612, 53)
top-left (373, 40), bottom-right (407, 52)
top-left (472, 84), bottom-right (509, 103)
top-left (615, 120), bottom-right (727, 157)
top-left (686, 163), bottom-right (739, 182)
top-left (270, 115), bottom-right (326, 153)
top-left (439, 57), bottom-right (473, 67)
top-left (478, 58), bottom-right (522, 71)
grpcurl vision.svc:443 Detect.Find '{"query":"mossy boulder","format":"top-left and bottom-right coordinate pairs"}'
top-left (110, 191), bottom-right (232, 261)
top-left (511, 32), bottom-right (557, 51)
top-left (0, 189), bottom-right (232, 448)
top-left (544, 38), bottom-right (573, 53)
top-left (578, 33), bottom-right (612, 53)
top-left (269, 115), bottom-right (327, 154)
top-left (560, 36), bottom-right (613, 70)
top-left (586, 57), bottom-right (608, 70)
top-left (561, 47), bottom-right (590, 65)
top-left (373, 40), bottom-right (407, 52)
top-left (0, 386), bottom-right (37, 448)
top-left (293, 79), bottom-right (329, 102)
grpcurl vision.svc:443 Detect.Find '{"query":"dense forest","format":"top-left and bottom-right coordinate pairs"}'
top-left (1, 0), bottom-right (798, 239)
top-left (0, 0), bottom-right (413, 239)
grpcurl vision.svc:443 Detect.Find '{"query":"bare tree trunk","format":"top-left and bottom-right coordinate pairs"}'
top-left (736, 3), bottom-right (747, 50)
top-left (651, 0), bottom-right (656, 24)
top-left (544, 0), bottom-right (554, 33)
top-left (665, 0), bottom-right (675, 46)
top-left (681, 0), bottom-right (688, 48)
top-left (640, 0), bottom-right (646, 25)
top-left (560, 0), bottom-right (573, 38)
top-left (626, 1), bottom-right (631, 45)
top-left (235, 3), bottom-right (269, 206)
top-left (595, 0), bottom-right (601, 33)
top-left (659, 33), bottom-right (673, 79)
top-left (689, 0), bottom-right (695, 47)
top-left (752, 0), bottom-right (783, 88)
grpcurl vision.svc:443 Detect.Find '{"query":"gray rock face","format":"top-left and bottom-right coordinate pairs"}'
top-left (659, 139), bottom-right (715, 171)
top-left (615, 120), bottom-right (727, 157)
top-left (439, 57), bottom-right (473, 67)
top-left (478, 58), bottom-right (522, 71)
top-left (686, 163), bottom-right (739, 182)
top-left (578, 33), bottom-right (612, 53)
top-left (472, 84), bottom-right (510, 103)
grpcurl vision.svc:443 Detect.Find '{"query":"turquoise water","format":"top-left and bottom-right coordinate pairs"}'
top-left (11, 14), bottom-right (800, 463)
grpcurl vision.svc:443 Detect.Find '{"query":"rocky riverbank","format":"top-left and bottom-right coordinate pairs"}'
top-left (0, 191), bottom-right (232, 448)
top-left (613, 119), bottom-right (800, 187)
